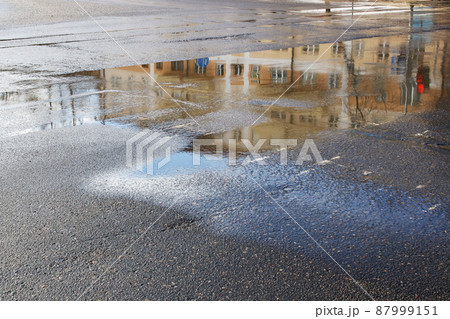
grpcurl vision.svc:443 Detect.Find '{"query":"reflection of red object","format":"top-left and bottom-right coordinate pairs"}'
top-left (417, 67), bottom-right (424, 94)
top-left (418, 83), bottom-right (424, 94)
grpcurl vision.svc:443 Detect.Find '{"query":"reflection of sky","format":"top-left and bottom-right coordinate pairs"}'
top-left (412, 9), bottom-right (434, 30)
top-left (140, 151), bottom-right (228, 177)
top-left (88, 156), bottom-right (447, 258)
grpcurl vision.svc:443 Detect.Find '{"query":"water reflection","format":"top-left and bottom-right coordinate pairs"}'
top-left (0, 30), bottom-right (448, 141)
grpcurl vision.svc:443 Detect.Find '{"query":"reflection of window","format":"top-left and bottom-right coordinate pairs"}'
top-left (328, 73), bottom-right (340, 89)
top-left (376, 93), bottom-right (387, 102)
top-left (233, 64), bottom-right (243, 76)
top-left (329, 115), bottom-right (338, 127)
top-left (172, 90), bottom-right (183, 98)
top-left (141, 64), bottom-right (149, 68)
top-left (251, 65), bottom-right (260, 83)
top-left (301, 72), bottom-right (317, 86)
top-left (271, 67), bottom-right (287, 83)
top-left (156, 62), bottom-right (163, 70)
top-left (171, 61), bottom-right (184, 71)
top-left (216, 64), bottom-right (224, 76)
top-left (111, 76), bottom-right (121, 88)
top-left (302, 44), bottom-right (319, 55)
top-left (195, 66), bottom-right (206, 74)
top-left (353, 40), bottom-right (365, 58)
top-left (377, 42), bottom-right (390, 61)
top-left (332, 42), bottom-right (344, 56)
top-left (271, 111), bottom-right (282, 119)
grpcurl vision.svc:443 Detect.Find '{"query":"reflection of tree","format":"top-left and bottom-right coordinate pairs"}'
top-left (400, 8), bottom-right (434, 113)
top-left (343, 41), bottom-right (368, 125)
top-left (401, 35), bottom-right (419, 113)
top-left (342, 40), bottom-right (389, 125)
top-left (439, 41), bottom-right (448, 101)
top-left (353, 95), bottom-right (385, 121)
top-left (290, 47), bottom-right (294, 84)
top-left (325, 0), bottom-right (331, 14)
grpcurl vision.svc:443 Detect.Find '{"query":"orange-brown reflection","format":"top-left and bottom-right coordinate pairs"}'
top-left (1, 30), bottom-right (447, 141)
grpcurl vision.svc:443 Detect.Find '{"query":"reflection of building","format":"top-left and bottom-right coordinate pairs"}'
top-left (211, 106), bottom-right (331, 152)
top-left (2, 26), bottom-right (447, 138)
top-left (94, 30), bottom-right (446, 131)
top-left (346, 35), bottom-right (447, 115)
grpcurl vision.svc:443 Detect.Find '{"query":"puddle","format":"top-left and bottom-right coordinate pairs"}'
top-left (1, 4), bottom-right (448, 291)
top-left (134, 151), bottom-right (228, 177)
top-left (1, 30), bottom-right (448, 147)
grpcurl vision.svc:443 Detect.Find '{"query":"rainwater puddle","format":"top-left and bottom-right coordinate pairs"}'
top-left (1, 30), bottom-right (448, 174)
top-left (135, 151), bottom-right (228, 177)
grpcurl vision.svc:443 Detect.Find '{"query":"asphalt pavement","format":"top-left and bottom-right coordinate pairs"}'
top-left (0, 0), bottom-right (449, 300)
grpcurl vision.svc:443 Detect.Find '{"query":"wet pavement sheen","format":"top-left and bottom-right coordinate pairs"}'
top-left (0, 1), bottom-right (449, 301)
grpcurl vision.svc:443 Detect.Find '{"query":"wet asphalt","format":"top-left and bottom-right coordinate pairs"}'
top-left (0, 0), bottom-right (449, 300)
top-left (1, 107), bottom-right (448, 300)
top-left (0, 123), bottom-right (369, 300)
